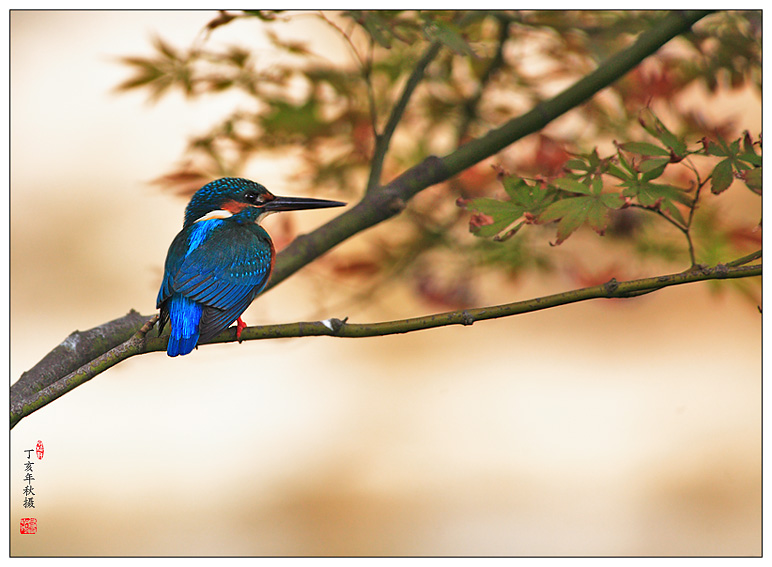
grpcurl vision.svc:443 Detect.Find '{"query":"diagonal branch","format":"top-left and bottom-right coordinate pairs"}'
top-left (268, 9), bottom-right (714, 290)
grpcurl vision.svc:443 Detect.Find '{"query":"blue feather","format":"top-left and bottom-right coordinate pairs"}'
top-left (187, 218), bottom-right (223, 252)
top-left (166, 295), bottom-right (203, 357)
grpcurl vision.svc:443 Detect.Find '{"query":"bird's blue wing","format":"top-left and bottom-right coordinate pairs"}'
top-left (171, 221), bottom-right (274, 341)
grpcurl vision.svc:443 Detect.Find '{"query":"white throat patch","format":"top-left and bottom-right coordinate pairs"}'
top-left (194, 209), bottom-right (234, 223)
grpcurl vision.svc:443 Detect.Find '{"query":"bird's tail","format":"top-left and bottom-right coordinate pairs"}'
top-left (166, 296), bottom-right (203, 356)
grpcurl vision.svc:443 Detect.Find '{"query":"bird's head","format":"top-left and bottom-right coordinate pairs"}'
top-left (183, 177), bottom-right (345, 227)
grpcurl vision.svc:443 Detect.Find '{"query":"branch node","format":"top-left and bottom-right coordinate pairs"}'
top-left (604, 278), bottom-right (619, 295)
top-left (321, 317), bottom-right (348, 333)
top-left (461, 310), bottom-right (476, 326)
top-left (387, 197), bottom-right (407, 214)
top-left (137, 315), bottom-right (159, 337)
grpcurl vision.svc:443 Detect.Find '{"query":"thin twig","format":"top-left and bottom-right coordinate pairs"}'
top-left (726, 249), bottom-right (762, 267)
top-left (367, 40), bottom-right (444, 193)
top-left (457, 15), bottom-right (510, 141)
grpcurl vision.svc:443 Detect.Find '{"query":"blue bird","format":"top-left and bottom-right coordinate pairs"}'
top-left (157, 177), bottom-right (345, 356)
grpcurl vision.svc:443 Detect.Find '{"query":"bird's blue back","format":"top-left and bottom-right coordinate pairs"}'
top-left (157, 207), bottom-right (274, 356)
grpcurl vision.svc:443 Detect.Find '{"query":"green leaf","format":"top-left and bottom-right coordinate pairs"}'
top-left (600, 193), bottom-right (625, 209)
top-left (703, 140), bottom-right (729, 157)
top-left (587, 148), bottom-right (600, 169)
top-left (565, 158), bottom-right (589, 171)
top-left (616, 150), bottom-right (635, 176)
top-left (632, 181), bottom-right (691, 207)
top-left (638, 157), bottom-right (669, 173)
top-left (738, 149), bottom-right (762, 168)
top-left (619, 141), bottom-right (670, 157)
top-left (742, 132), bottom-right (760, 159)
top-left (352, 11), bottom-right (395, 48)
top-left (552, 177), bottom-right (591, 194)
top-left (502, 176), bottom-right (552, 210)
top-left (465, 198), bottom-right (526, 238)
top-left (466, 197), bottom-right (522, 216)
top-left (606, 163), bottom-right (631, 181)
top-left (639, 158), bottom-right (669, 181)
top-left (591, 176), bottom-right (604, 195)
top-left (539, 192), bottom-right (622, 244)
top-left (539, 198), bottom-right (586, 244)
top-left (260, 97), bottom-right (325, 137)
top-left (711, 158), bottom-right (734, 194)
top-left (424, 20), bottom-right (477, 57)
top-left (638, 108), bottom-right (687, 157)
top-left (464, 175), bottom-right (557, 239)
top-left (742, 167), bottom-right (762, 193)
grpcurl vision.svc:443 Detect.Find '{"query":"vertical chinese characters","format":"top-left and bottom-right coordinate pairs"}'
top-left (19, 441), bottom-right (43, 535)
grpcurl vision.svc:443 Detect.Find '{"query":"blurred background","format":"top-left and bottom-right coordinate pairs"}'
top-left (10, 11), bottom-right (761, 556)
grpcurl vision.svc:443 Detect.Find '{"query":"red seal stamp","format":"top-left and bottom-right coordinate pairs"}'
top-left (20, 518), bottom-right (37, 534)
top-left (35, 440), bottom-right (44, 460)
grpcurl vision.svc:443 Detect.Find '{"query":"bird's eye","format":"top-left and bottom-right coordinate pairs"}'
top-left (244, 190), bottom-right (265, 205)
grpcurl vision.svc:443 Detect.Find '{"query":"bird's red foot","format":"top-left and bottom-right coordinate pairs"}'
top-left (236, 317), bottom-right (247, 342)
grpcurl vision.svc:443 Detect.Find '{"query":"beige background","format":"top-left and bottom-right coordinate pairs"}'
top-left (10, 11), bottom-right (761, 556)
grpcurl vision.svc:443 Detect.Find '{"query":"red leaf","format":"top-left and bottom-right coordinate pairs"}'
top-left (469, 212), bottom-right (494, 231)
top-left (534, 135), bottom-right (571, 176)
top-left (330, 258), bottom-right (382, 277)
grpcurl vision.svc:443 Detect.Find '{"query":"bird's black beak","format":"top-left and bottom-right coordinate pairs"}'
top-left (262, 195), bottom-right (346, 212)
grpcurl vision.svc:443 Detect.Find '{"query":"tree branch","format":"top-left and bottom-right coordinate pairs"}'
top-left (11, 316), bottom-right (158, 430)
top-left (11, 260), bottom-right (760, 429)
top-left (457, 14), bottom-right (510, 141)
top-left (268, 9), bottom-right (713, 290)
top-left (11, 10), bottom-right (715, 429)
top-left (367, 39), bottom-right (443, 193)
top-left (10, 310), bottom-right (150, 411)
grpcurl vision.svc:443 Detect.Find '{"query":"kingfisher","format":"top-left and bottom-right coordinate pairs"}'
top-left (157, 177), bottom-right (345, 357)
